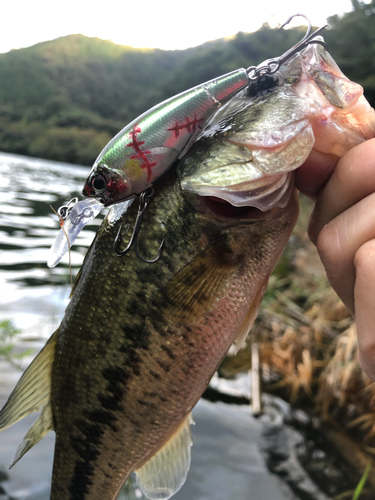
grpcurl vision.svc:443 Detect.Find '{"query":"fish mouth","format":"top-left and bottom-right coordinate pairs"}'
top-left (199, 195), bottom-right (282, 222)
top-left (190, 171), bottom-right (295, 211)
top-left (191, 168), bottom-right (296, 223)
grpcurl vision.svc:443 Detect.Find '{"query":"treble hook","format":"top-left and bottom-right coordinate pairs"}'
top-left (113, 187), bottom-right (164, 263)
top-left (247, 14), bottom-right (328, 80)
top-left (277, 14), bottom-right (328, 65)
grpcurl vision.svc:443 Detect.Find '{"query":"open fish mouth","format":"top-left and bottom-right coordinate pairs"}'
top-left (200, 195), bottom-right (278, 221)
top-left (186, 170), bottom-right (296, 211)
top-left (179, 41), bottom-right (375, 212)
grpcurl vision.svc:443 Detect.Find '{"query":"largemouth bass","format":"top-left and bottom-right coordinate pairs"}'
top-left (1, 34), bottom-right (375, 500)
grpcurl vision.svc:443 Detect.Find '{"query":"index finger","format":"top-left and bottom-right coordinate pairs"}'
top-left (307, 138), bottom-right (375, 244)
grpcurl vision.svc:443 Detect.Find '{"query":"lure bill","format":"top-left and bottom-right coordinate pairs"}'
top-left (48, 198), bottom-right (103, 268)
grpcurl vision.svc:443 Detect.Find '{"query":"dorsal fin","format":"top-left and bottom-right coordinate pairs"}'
top-left (135, 414), bottom-right (194, 499)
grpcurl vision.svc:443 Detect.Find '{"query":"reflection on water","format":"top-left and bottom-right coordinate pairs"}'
top-left (0, 151), bottom-right (103, 338)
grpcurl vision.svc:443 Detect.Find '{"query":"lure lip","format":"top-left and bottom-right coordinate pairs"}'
top-left (47, 198), bottom-right (104, 268)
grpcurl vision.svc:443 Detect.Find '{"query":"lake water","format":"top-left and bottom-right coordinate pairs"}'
top-left (0, 152), bottom-right (346, 500)
top-left (0, 151), bottom-right (104, 339)
top-left (0, 151), bottom-right (101, 498)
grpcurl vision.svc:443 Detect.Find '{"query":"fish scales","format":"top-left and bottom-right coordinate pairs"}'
top-left (50, 175), bottom-right (298, 499)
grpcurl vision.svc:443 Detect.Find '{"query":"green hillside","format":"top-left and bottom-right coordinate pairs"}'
top-left (0, 1), bottom-right (374, 165)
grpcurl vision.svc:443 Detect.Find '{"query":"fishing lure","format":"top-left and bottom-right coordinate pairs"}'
top-left (47, 198), bottom-right (103, 268)
top-left (48, 15), bottom-right (327, 267)
top-left (83, 17), bottom-right (327, 207)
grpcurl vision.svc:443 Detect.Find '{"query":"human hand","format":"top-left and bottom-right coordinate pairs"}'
top-left (295, 138), bottom-right (375, 380)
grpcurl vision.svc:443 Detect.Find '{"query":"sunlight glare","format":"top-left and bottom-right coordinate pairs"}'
top-left (0, 0), bottom-right (354, 53)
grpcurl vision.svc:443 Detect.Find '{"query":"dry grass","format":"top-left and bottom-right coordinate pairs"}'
top-left (221, 195), bottom-right (375, 447)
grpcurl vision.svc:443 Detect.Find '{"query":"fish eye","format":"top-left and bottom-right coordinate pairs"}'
top-left (248, 74), bottom-right (279, 97)
top-left (91, 174), bottom-right (106, 193)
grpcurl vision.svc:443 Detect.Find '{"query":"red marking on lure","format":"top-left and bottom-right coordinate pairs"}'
top-left (167, 114), bottom-right (204, 138)
top-left (127, 125), bottom-right (157, 181)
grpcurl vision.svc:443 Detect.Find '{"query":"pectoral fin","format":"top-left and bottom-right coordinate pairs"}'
top-left (162, 239), bottom-right (237, 325)
top-left (135, 414), bottom-right (194, 500)
top-left (0, 330), bottom-right (57, 463)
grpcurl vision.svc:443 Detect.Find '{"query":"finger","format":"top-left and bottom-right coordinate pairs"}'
top-left (315, 192), bottom-right (375, 315)
top-left (294, 150), bottom-right (339, 200)
top-left (354, 239), bottom-right (375, 381)
top-left (308, 138), bottom-right (375, 244)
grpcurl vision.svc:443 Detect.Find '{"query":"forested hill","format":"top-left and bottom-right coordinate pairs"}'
top-left (0, 1), bottom-right (374, 165)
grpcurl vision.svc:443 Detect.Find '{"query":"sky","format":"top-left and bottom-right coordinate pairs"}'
top-left (1, 0), bottom-right (357, 54)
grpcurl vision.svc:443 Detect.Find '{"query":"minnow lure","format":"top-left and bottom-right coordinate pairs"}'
top-left (48, 15), bottom-right (326, 267)
top-left (82, 16), bottom-right (326, 208)
top-left (81, 71), bottom-right (250, 206)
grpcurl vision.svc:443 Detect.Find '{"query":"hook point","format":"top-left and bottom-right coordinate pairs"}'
top-left (113, 188), bottom-right (164, 264)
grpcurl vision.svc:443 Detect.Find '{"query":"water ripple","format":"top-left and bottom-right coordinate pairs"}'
top-left (0, 151), bottom-right (102, 332)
